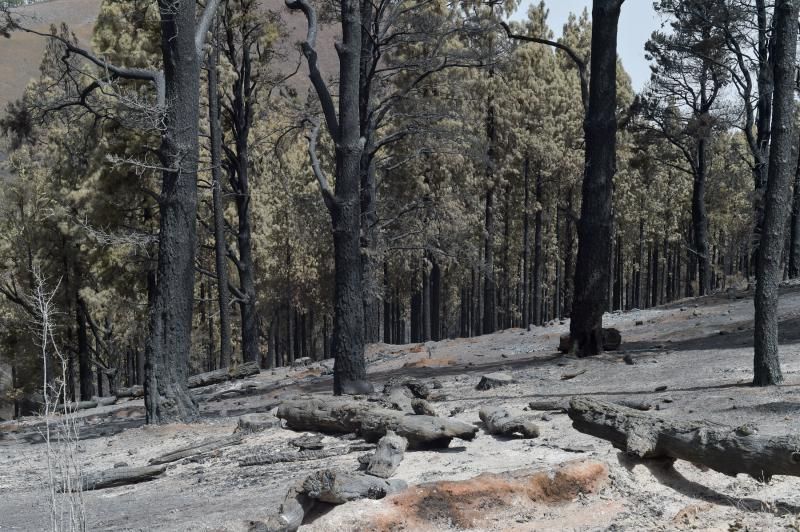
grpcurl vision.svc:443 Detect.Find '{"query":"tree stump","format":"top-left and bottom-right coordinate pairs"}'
top-left (558, 328), bottom-right (621, 354)
top-left (366, 431), bottom-right (407, 478)
top-left (479, 407), bottom-right (539, 438)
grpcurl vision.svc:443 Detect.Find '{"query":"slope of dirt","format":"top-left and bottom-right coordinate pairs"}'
top-left (4, 285), bottom-right (800, 530)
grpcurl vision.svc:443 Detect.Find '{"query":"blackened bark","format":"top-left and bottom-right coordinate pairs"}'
top-left (532, 167), bottom-right (543, 326)
top-left (788, 144), bottom-right (800, 278)
top-left (145, 0), bottom-right (205, 424)
top-left (383, 264), bottom-right (391, 343)
top-left (358, 0), bottom-right (381, 345)
top-left (483, 186), bottom-right (497, 333)
top-left (753, 0), bottom-right (798, 386)
top-left (502, 184), bottom-right (511, 329)
top-left (207, 32), bottom-right (232, 369)
top-left (651, 243), bottom-right (659, 307)
top-left (521, 157), bottom-right (530, 328)
top-left (289, 0), bottom-right (368, 391)
top-left (422, 263), bottom-right (431, 341)
top-left (614, 235), bottom-right (623, 310)
top-left (694, 136), bottom-right (711, 296)
top-left (76, 297), bottom-right (92, 401)
top-left (752, 0), bottom-right (774, 261)
top-left (224, 38), bottom-right (260, 364)
top-left (430, 257), bottom-right (441, 340)
top-left (569, 0), bottom-right (623, 356)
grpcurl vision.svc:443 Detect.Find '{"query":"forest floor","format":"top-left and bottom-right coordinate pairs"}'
top-left (4, 285), bottom-right (800, 530)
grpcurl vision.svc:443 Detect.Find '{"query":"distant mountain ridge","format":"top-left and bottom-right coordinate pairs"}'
top-left (0, 0), bottom-right (339, 171)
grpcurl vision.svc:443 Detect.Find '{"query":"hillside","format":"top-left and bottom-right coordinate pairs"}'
top-left (3, 287), bottom-right (800, 530)
top-left (0, 0), bottom-right (339, 168)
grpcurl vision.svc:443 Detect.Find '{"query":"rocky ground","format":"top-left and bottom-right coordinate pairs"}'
top-left (3, 286), bottom-right (800, 531)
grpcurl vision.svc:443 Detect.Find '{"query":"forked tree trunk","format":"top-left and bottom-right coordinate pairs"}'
top-left (569, 0), bottom-right (623, 356)
top-left (753, 0), bottom-right (799, 386)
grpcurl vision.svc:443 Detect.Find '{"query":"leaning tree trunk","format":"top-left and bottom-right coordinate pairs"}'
top-left (753, 0), bottom-right (799, 386)
top-left (145, 0), bottom-right (203, 423)
top-left (207, 31), bottom-right (232, 369)
top-left (569, 0), bottom-right (623, 356)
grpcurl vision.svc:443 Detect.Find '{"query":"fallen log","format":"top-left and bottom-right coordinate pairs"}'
top-left (263, 470), bottom-right (406, 531)
top-left (187, 361), bottom-right (260, 389)
top-left (67, 465), bottom-right (166, 492)
top-left (235, 413), bottom-right (278, 434)
top-left (116, 385), bottom-right (144, 398)
top-left (479, 407), bottom-right (539, 439)
top-left (276, 397), bottom-right (478, 449)
top-left (149, 434), bottom-right (242, 465)
top-left (238, 443), bottom-right (375, 467)
top-left (528, 400), bottom-right (568, 412)
top-left (92, 396), bottom-right (118, 407)
top-left (263, 479), bottom-right (315, 532)
top-left (302, 469), bottom-right (406, 504)
top-left (568, 397), bottom-right (800, 480)
top-left (366, 431), bottom-right (407, 478)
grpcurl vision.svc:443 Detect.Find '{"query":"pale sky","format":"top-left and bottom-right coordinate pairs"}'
top-left (511, 1), bottom-right (661, 91)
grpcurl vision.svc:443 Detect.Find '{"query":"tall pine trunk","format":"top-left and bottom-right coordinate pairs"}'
top-left (532, 166), bottom-right (544, 326)
top-left (521, 157), bottom-right (530, 329)
top-left (788, 142), bottom-right (800, 278)
top-left (569, 0), bottom-right (623, 356)
top-left (753, 0), bottom-right (799, 386)
top-left (145, 0), bottom-right (203, 423)
top-left (693, 135), bottom-right (711, 296)
top-left (207, 32), bottom-right (232, 369)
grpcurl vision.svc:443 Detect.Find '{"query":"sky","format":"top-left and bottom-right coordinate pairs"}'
top-left (511, 1), bottom-right (661, 91)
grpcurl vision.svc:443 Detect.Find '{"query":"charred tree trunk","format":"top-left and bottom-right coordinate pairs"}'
top-left (422, 262), bottom-right (431, 341)
top-left (76, 297), bottom-right (92, 401)
top-left (788, 140), bottom-right (800, 278)
top-left (145, 0), bottom-right (214, 423)
top-left (752, 0), bottom-right (774, 265)
top-left (358, 1), bottom-right (381, 345)
top-left (569, 0), bottom-right (623, 356)
top-left (430, 257), bottom-right (441, 340)
top-left (693, 136), bottom-right (711, 296)
top-left (207, 31), bottom-right (232, 369)
top-left (483, 185), bottom-right (497, 334)
top-left (753, 0), bottom-right (798, 386)
top-left (533, 166), bottom-right (544, 326)
top-left (226, 47), bottom-right (260, 365)
top-left (521, 157), bottom-right (530, 328)
top-left (483, 64), bottom-right (497, 335)
top-left (502, 184), bottom-right (511, 329)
